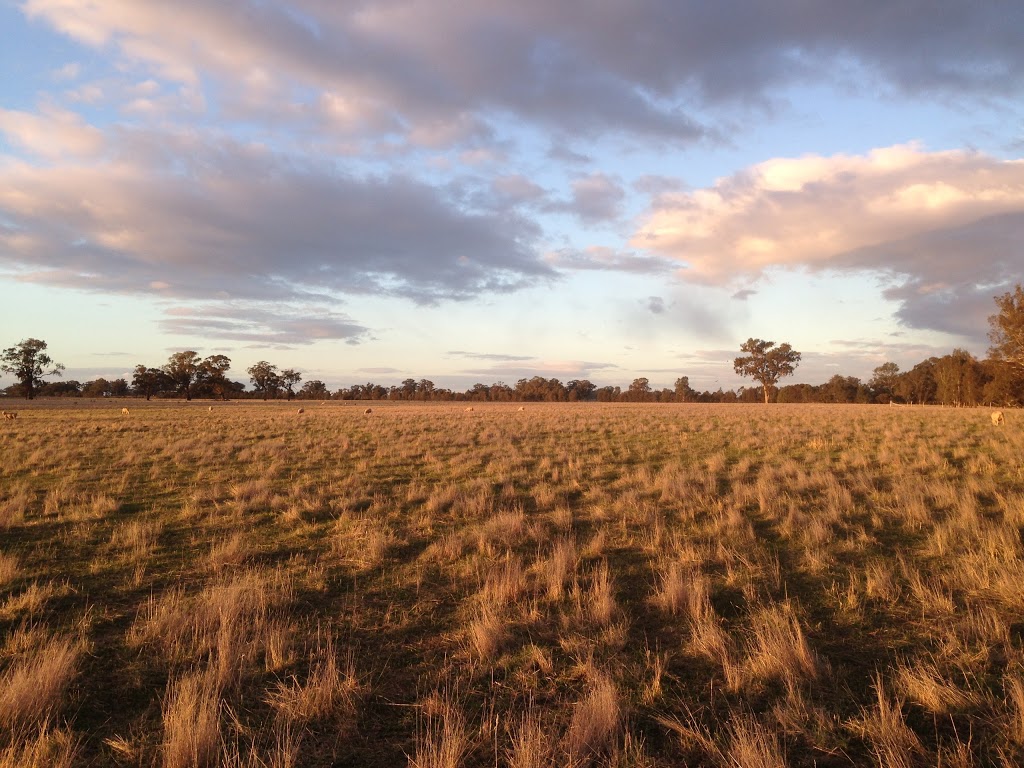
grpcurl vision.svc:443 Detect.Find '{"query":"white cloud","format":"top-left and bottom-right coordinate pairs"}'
top-left (632, 144), bottom-right (1024, 339)
top-left (0, 105), bottom-right (105, 158)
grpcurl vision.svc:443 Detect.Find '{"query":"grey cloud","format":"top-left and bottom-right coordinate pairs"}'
top-left (28, 2), bottom-right (1022, 150)
top-left (448, 351), bottom-right (536, 362)
top-left (547, 247), bottom-right (673, 274)
top-left (459, 360), bottom-right (620, 379)
top-left (543, 174), bottom-right (626, 223)
top-left (839, 211), bottom-right (1024, 342)
top-left (159, 303), bottom-right (369, 345)
top-left (647, 296), bottom-right (666, 314)
top-left (0, 134), bottom-right (554, 306)
top-left (731, 289), bottom-right (757, 301)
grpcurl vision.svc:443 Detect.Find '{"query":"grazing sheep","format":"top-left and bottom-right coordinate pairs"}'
top-left (320, 401), bottom-right (326, 406)
top-left (364, 407), bottom-right (373, 414)
top-left (297, 407), bottom-right (305, 415)
top-left (465, 406), bottom-right (474, 412)
top-left (2, 411), bottom-right (16, 420)
top-left (208, 406), bottom-right (213, 412)
top-left (517, 406), bottom-right (525, 412)
top-left (991, 410), bottom-right (1005, 426)
top-left (121, 407), bottom-right (130, 416)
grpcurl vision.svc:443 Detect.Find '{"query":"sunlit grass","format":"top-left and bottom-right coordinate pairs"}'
top-left (0, 400), bottom-right (1022, 765)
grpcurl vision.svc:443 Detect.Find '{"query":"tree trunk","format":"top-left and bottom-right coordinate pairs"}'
top-left (763, 384), bottom-right (769, 404)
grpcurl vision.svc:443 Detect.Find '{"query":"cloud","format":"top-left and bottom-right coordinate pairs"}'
top-left (448, 351), bottom-right (535, 362)
top-left (160, 303), bottom-right (369, 345)
top-left (632, 144), bottom-right (1024, 340)
top-left (0, 105), bottom-right (105, 158)
top-left (647, 296), bottom-right (666, 314)
top-left (20, 2), bottom-right (1024, 154)
top-left (459, 359), bottom-right (620, 380)
top-left (545, 246), bottom-right (672, 274)
top-left (547, 173), bottom-right (625, 223)
top-left (731, 289), bottom-right (757, 301)
top-left (0, 130), bottom-right (553, 307)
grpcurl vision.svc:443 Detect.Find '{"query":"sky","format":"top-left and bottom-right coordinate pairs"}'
top-left (1, 1), bottom-right (1023, 393)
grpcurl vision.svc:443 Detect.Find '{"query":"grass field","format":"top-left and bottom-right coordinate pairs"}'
top-left (1, 400), bottom-right (1023, 767)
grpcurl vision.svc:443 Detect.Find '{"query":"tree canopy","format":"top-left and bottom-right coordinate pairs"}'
top-left (989, 284), bottom-right (1024, 369)
top-left (733, 338), bottom-right (801, 403)
top-left (0, 338), bottom-right (64, 400)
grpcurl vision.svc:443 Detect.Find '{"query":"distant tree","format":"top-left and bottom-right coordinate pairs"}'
top-left (83, 378), bottom-right (112, 398)
top-left (279, 369), bottom-right (302, 400)
top-left (132, 365), bottom-right (169, 401)
top-left (417, 379), bottom-right (435, 401)
top-left (674, 376), bottom-right (695, 402)
top-left (981, 359), bottom-right (1024, 407)
top-left (163, 350), bottom-right (202, 400)
top-left (298, 380), bottom-right (330, 400)
top-left (396, 378), bottom-right (418, 400)
top-left (0, 338), bottom-right (65, 400)
top-left (109, 378), bottom-right (130, 397)
top-left (566, 379), bottom-right (596, 402)
top-left (191, 355), bottom-right (233, 400)
top-left (39, 380), bottom-right (82, 397)
top-left (628, 377), bottom-right (652, 402)
top-left (896, 358), bottom-right (938, 405)
top-left (989, 284), bottom-right (1024, 370)
top-left (247, 361), bottom-right (282, 400)
top-left (934, 349), bottom-right (985, 407)
top-left (733, 338), bottom-right (801, 403)
top-left (869, 362), bottom-right (901, 402)
top-left (822, 375), bottom-right (861, 404)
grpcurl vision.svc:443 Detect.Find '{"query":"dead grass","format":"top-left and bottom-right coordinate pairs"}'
top-left (0, 634), bottom-right (82, 731)
top-left (2, 401), bottom-right (1024, 765)
top-left (161, 668), bottom-right (221, 768)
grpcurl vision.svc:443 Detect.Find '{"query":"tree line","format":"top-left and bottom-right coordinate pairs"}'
top-left (3, 285), bottom-right (1024, 406)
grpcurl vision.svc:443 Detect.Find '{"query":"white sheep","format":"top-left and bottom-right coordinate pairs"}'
top-left (465, 406), bottom-right (475, 412)
top-left (517, 406), bottom-right (525, 412)
top-left (297, 407), bottom-right (305, 415)
top-left (991, 410), bottom-right (1005, 426)
top-left (364, 407), bottom-right (373, 414)
top-left (2, 411), bottom-right (16, 420)
top-left (208, 406), bottom-right (213, 412)
top-left (121, 407), bottom-right (130, 416)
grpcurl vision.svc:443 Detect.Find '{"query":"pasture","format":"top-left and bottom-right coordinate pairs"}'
top-left (1, 401), bottom-right (1022, 767)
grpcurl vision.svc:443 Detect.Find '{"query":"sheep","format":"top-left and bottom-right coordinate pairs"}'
top-left (297, 407), bottom-right (305, 415)
top-left (364, 407), bottom-right (373, 414)
top-left (121, 407), bottom-right (130, 416)
top-left (465, 406), bottom-right (475, 412)
top-left (208, 406), bottom-right (213, 412)
top-left (991, 410), bottom-right (1005, 426)
top-left (517, 406), bottom-right (525, 412)
top-left (2, 411), bottom-right (16, 420)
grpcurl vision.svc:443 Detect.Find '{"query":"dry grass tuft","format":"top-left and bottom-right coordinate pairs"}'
top-left (410, 691), bottom-right (471, 768)
top-left (743, 603), bottom-right (820, 688)
top-left (0, 725), bottom-right (80, 768)
top-left (0, 551), bottom-right (18, 586)
top-left (466, 607), bottom-right (507, 662)
top-left (854, 676), bottom-right (923, 768)
top-left (895, 657), bottom-right (978, 714)
top-left (506, 709), bottom-right (553, 768)
top-left (0, 634), bottom-right (82, 731)
top-left (268, 633), bottom-right (359, 725)
top-left (726, 715), bottom-right (787, 768)
top-left (161, 668), bottom-right (221, 768)
top-left (563, 676), bottom-right (621, 764)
